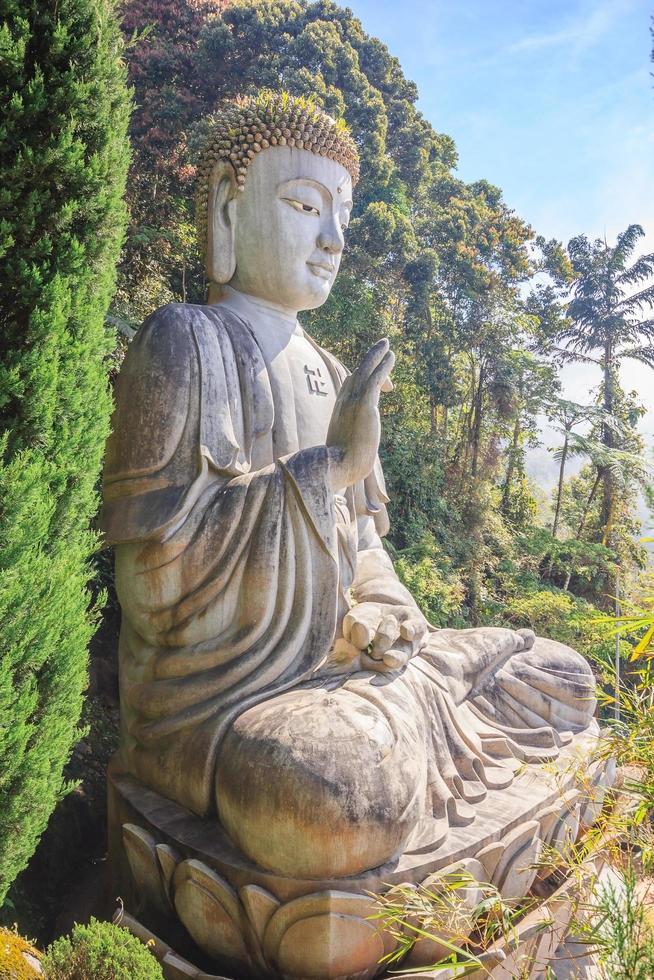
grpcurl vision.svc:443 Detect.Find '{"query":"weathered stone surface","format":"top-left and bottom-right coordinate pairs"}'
top-left (123, 823), bottom-right (170, 914)
top-left (172, 861), bottom-right (248, 966)
top-left (116, 855), bottom-right (593, 980)
top-left (276, 915), bottom-right (384, 979)
top-left (239, 883), bottom-right (280, 946)
top-left (110, 743), bottom-right (612, 979)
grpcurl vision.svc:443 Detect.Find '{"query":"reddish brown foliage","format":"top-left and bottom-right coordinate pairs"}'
top-left (121, 0), bottom-right (227, 177)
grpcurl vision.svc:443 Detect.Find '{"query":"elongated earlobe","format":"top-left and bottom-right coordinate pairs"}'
top-left (206, 161), bottom-right (238, 292)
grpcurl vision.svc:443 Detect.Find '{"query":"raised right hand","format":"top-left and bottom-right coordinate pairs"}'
top-left (326, 339), bottom-right (395, 491)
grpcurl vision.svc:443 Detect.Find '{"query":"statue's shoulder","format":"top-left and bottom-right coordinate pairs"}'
top-left (136, 301), bottom-right (232, 344)
top-left (131, 302), bottom-right (250, 370)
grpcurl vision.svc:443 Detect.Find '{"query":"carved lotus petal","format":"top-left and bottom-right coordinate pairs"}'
top-left (122, 823), bottom-right (170, 913)
top-left (476, 841), bottom-right (505, 881)
top-left (543, 790), bottom-right (580, 858)
top-left (173, 859), bottom-right (249, 967)
top-left (264, 890), bottom-right (385, 979)
top-left (491, 820), bottom-right (542, 900)
top-left (156, 843), bottom-right (181, 905)
top-left (277, 915), bottom-right (383, 980)
top-left (407, 859), bottom-right (485, 967)
top-left (578, 759), bottom-right (616, 834)
top-left (239, 883), bottom-right (280, 945)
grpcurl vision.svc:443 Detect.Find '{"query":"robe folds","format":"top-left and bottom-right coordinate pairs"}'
top-left (103, 301), bottom-right (597, 840)
top-left (102, 303), bottom-right (388, 816)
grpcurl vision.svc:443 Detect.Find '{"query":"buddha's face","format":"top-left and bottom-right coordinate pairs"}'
top-left (227, 147), bottom-right (353, 313)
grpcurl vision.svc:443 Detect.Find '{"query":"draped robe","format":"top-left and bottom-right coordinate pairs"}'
top-left (103, 301), bottom-right (596, 853)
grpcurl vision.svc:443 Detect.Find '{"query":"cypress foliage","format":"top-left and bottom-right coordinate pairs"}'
top-left (0, 0), bottom-right (131, 902)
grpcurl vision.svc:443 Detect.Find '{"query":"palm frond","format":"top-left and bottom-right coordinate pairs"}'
top-left (616, 282), bottom-right (654, 313)
top-left (620, 346), bottom-right (654, 369)
top-left (617, 252), bottom-right (654, 288)
top-left (563, 436), bottom-right (651, 485)
top-left (613, 224), bottom-right (645, 267)
top-left (552, 346), bottom-right (601, 365)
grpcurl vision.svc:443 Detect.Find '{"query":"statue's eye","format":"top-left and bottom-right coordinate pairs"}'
top-left (282, 197), bottom-right (321, 216)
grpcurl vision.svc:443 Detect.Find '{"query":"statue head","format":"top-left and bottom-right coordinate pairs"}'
top-left (195, 92), bottom-right (359, 313)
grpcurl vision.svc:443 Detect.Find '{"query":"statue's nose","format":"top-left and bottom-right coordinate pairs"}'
top-left (317, 220), bottom-right (344, 255)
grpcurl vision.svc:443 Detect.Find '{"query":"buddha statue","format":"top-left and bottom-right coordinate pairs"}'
top-left (103, 91), bottom-right (597, 896)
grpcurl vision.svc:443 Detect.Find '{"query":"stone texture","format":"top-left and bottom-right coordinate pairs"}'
top-left (108, 739), bottom-right (613, 979)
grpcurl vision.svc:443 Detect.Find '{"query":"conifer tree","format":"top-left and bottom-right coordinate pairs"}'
top-left (0, 0), bottom-right (131, 902)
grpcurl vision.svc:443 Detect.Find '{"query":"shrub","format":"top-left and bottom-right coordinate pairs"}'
top-left (0, 0), bottom-right (131, 902)
top-left (43, 919), bottom-right (163, 980)
top-left (394, 535), bottom-right (466, 627)
top-left (498, 588), bottom-right (614, 662)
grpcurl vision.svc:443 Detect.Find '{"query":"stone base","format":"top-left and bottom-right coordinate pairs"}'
top-left (116, 865), bottom-right (593, 980)
top-left (108, 731), bottom-right (614, 980)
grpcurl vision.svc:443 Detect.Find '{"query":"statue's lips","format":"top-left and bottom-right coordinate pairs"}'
top-left (307, 261), bottom-right (334, 281)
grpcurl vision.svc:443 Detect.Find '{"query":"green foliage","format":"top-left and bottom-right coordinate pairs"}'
top-left (603, 577), bottom-right (654, 657)
top-left (393, 535), bottom-right (465, 627)
top-left (0, 0), bottom-right (131, 903)
top-left (371, 874), bottom-right (536, 975)
top-left (43, 919), bottom-right (163, 980)
top-left (552, 226), bottom-right (654, 552)
top-left (499, 588), bottom-right (612, 662)
top-left (580, 867), bottom-right (654, 980)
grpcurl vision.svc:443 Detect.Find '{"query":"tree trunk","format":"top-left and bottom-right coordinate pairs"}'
top-left (451, 362), bottom-right (476, 488)
top-left (576, 469), bottom-right (602, 540)
top-left (429, 394), bottom-right (437, 433)
top-left (470, 363), bottom-right (485, 478)
top-left (600, 340), bottom-right (614, 539)
top-left (551, 431), bottom-right (569, 539)
top-left (501, 415), bottom-right (522, 512)
top-left (563, 468), bottom-right (603, 590)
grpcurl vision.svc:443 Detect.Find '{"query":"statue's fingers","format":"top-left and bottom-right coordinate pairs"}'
top-left (354, 338), bottom-right (390, 385)
top-left (330, 637), bottom-right (360, 664)
top-left (359, 650), bottom-right (384, 671)
top-left (382, 647), bottom-right (411, 670)
top-left (371, 614), bottom-right (400, 657)
top-left (400, 618), bottom-right (428, 647)
top-left (366, 638), bottom-right (412, 672)
top-left (343, 606), bottom-right (380, 646)
top-left (369, 349), bottom-right (395, 392)
top-left (351, 620), bottom-right (375, 650)
top-left (517, 628), bottom-right (536, 650)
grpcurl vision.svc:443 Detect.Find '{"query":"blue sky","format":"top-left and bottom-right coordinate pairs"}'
top-left (345, 0), bottom-right (652, 249)
top-left (345, 0), bottom-right (654, 494)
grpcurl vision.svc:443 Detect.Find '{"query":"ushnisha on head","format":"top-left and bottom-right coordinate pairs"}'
top-left (195, 91), bottom-right (360, 314)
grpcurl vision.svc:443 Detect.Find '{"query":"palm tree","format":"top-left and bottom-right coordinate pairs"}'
top-left (559, 441), bottom-right (651, 591)
top-left (546, 398), bottom-right (627, 539)
top-left (556, 225), bottom-right (654, 543)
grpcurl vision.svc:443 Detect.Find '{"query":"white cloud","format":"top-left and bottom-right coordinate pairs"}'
top-left (508, 0), bottom-right (635, 55)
